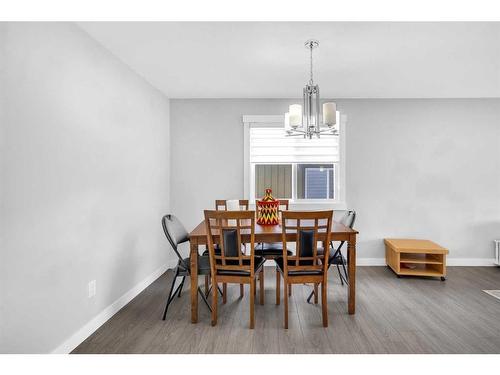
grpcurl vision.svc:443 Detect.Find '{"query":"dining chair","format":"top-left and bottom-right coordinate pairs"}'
top-left (208, 199), bottom-right (249, 300)
top-left (204, 209), bottom-right (265, 329)
top-left (275, 210), bottom-right (333, 328)
top-left (215, 199), bottom-right (249, 211)
top-left (306, 210), bottom-right (356, 303)
top-left (161, 214), bottom-right (217, 320)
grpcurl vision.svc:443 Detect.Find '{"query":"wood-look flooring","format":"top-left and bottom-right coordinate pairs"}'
top-left (72, 266), bottom-right (500, 354)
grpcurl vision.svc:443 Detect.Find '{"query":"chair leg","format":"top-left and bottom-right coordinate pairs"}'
top-left (276, 267), bottom-right (280, 305)
top-left (341, 261), bottom-right (349, 285)
top-left (284, 282), bottom-right (289, 329)
top-left (336, 264), bottom-right (344, 286)
top-left (321, 280), bottom-right (328, 327)
top-left (259, 269), bottom-right (264, 305)
top-left (223, 283), bottom-right (227, 304)
top-left (204, 275), bottom-right (209, 295)
top-left (250, 280), bottom-right (255, 329)
top-left (211, 277), bottom-right (218, 326)
top-left (162, 269), bottom-right (179, 320)
top-left (198, 287), bottom-right (212, 312)
top-left (314, 283), bottom-right (319, 304)
top-left (177, 276), bottom-right (186, 297)
top-left (306, 289), bottom-right (314, 304)
top-left (288, 283), bottom-right (292, 296)
top-left (240, 284), bottom-right (244, 298)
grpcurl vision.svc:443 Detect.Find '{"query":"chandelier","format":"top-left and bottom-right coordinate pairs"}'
top-left (285, 40), bottom-right (338, 139)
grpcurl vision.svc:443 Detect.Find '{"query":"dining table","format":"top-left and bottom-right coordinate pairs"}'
top-left (188, 218), bottom-right (359, 323)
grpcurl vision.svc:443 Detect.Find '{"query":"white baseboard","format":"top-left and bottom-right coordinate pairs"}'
top-left (51, 262), bottom-right (169, 354)
top-left (266, 258), bottom-right (499, 267)
top-left (264, 258), bottom-right (387, 266)
top-left (357, 258), bottom-right (387, 266)
top-left (357, 258), bottom-right (498, 266)
top-left (446, 258), bottom-right (498, 266)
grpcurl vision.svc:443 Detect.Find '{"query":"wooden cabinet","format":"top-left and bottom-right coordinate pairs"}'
top-left (384, 239), bottom-right (449, 280)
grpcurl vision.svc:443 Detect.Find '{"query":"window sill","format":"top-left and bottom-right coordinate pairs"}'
top-left (251, 200), bottom-right (347, 211)
top-left (289, 201), bottom-right (347, 210)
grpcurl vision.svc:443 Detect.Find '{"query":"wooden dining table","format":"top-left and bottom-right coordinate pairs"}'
top-left (188, 219), bottom-right (359, 323)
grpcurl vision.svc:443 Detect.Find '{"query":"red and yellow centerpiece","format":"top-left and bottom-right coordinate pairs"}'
top-left (256, 188), bottom-right (280, 225)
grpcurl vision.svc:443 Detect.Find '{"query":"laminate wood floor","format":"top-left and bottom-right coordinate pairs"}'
top-left (72, 266), bottom-right (500, 354)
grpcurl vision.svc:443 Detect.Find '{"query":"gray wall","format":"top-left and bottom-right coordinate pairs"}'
top-left (0, 23), bottom-right (171, 353)
top-left (170, 98), bottom-right (500, 261)
top-left (170, 99), bottom-right (292, 232)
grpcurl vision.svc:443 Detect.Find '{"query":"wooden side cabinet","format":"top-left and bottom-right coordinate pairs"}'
top-left (384, 239), bottom-right (449, 280)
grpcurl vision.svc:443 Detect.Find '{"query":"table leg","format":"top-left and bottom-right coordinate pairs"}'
top-left (190, 241), bottom-right (198, 323)
top-left (347, 235), bottom-right (356, 314)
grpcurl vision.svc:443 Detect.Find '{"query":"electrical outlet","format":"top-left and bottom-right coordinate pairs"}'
top-left (88, 280), bottom-right (96, 298)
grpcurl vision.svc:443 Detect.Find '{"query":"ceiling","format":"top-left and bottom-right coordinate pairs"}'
top-left (78, 22), bottom-right (500, 99)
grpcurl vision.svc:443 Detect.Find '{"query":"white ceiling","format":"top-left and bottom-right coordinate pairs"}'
top-left (78, 22), bottom-right (500, 99)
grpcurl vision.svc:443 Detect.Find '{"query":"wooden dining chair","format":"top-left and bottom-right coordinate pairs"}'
top-left (215, 199), bottom-right (249, 211)
top-left (210, 199), bottom-right (250, 300)
top-left (204, 209), bottom-right (265, 329)
top-left (275, 210), bottom-right (333, 328)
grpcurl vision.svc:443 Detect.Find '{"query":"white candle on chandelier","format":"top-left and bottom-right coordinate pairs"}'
top-left (284, 112), bottom-right (290, 130)
top-left (323, 102), bottom-right (336, 126)
top-left (289, 104), bottom-right (302, 128)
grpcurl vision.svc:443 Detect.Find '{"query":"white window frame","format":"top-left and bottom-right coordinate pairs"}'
top-left (242, 114), bottom-right (347, 210)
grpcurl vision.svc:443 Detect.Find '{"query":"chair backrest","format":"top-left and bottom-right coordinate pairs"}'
top-left (215, 199), bottom-right (249, 211)
top-left (331, 210), bottom-right (356, 256)
top-left (340, 210), bottom-right (356, 229)
top-left (204, 210), bottom-right (256, 276)
top-left (281, 210), bottom-right (333, 275)
top-left (278, 199), bottom-right (290, 211)
top-left (162, 214), bottom-right (189, 266)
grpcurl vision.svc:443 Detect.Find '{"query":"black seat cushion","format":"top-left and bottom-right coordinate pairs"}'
top-left (179, 255), bottom-right (211, 275)
top-left (217, 256), bottom-right (266, 276)
top-left (202, 247), bottom-right (221, 256)
top-left (260, 242), bottom-right (285, 250)
top-left (203, 246), bottom-right (247, 257)
top-left (331, 252), bottom-right (346, 265)
top-left (275, 256), bottom-right (323, 276)
top-left (256, 242), bottom-right (292, 257)
top-left (317, 247), bottom-right (346, 265)
top-left (255, 247), bottom-right (293, 257)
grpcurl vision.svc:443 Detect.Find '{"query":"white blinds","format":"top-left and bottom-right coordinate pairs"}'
top-left (249, 127), bottom-right (339, 163)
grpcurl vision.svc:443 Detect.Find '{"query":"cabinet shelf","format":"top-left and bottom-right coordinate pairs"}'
top-left (400, 253), bottom-right (443, 265)
top-left (399, 264), bottom-right (443, 276)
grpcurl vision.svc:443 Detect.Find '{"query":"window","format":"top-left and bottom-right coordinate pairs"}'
top-left (244, 113), bottom-right (344, 206)
top-left (254, 164), bottom-right (292, 199)
top-left (299, 164), bottom-right (334, 199)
